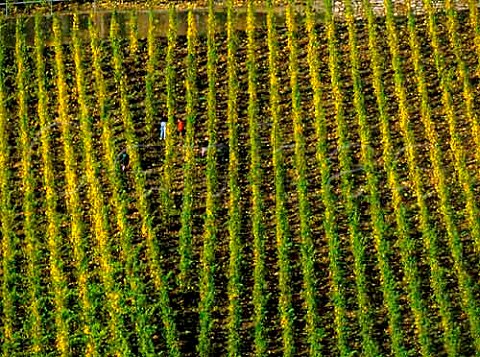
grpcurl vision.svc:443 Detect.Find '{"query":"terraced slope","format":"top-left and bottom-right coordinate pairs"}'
top-left (0, 1), bottom-right (479, 356)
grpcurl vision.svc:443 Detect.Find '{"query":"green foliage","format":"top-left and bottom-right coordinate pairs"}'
top-left (363, 0), bottom-right (435, 355)
top-left (178, 8), bottom-right (198, 290)
top-left (92, 12), bottom-right (155, 357)
top-left (444, 0), bottom-right (480, 256)
top-left (383, 0), bottom-right (460, 355)
top-left (15, 16), bottom-right (44, 356)
top-left (197, 1), bottom-right (219, 355)
top-left (305, 3), bottom-right (350, 357)
top-left (2, 4), bottom-right (480, 357)
top-left (322, 0), bottom-right (357, 354)
top-left (0, 15), bottom-right (18, 357)
top-left (128, 10), bottom-right (138, 56)
top-left (344, 0), bottom-right (407, 355)
top-left (77, 13), bottom-right (138, 356)
top-left (162, 5), bottom-right (178, 223)
top-left (37, 14), bottom-right (70, 357)
top-left (469, 0), bottom-right (480, 75)
top-left (110, 12), bottom-right (180, 356)
top-left (88, 13), bottom-right (154, 356)
top-left (421, 0), bottom-right (480, 352)
top-left (247, 1), bottom-right (268, 355)
top-left (53, 14), bottom-right (101, 355)
top-left (405, 4), bottom-right (463, 357)
top-left (286, 3), bottom-right (322, 356)
top-left (267, 1), bottom-right (295, 355)
top-left (225, 2), bottom-right (243, 357)
top-left (145, 10), bottom-right (157, 138)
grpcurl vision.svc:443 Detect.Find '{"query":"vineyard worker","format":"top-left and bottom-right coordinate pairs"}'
top-left (177, 118), bottom-right (186, 136)
top-left (119, 151), bottom-right (129, 172)
top-left (160, 119), bottom-right (167, 140)
top-left (201, 137), bottom-right (208, 157)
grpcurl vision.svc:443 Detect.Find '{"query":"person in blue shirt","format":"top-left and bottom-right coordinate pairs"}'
top-left (160, 119), bottom-right (167, 140)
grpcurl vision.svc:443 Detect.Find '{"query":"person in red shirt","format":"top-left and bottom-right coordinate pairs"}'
top-left (177, 119), bottom-right (185, 136)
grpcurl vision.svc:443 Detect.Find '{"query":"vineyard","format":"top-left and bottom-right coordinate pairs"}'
top-left (1, 0), bottom-right (480, 356)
